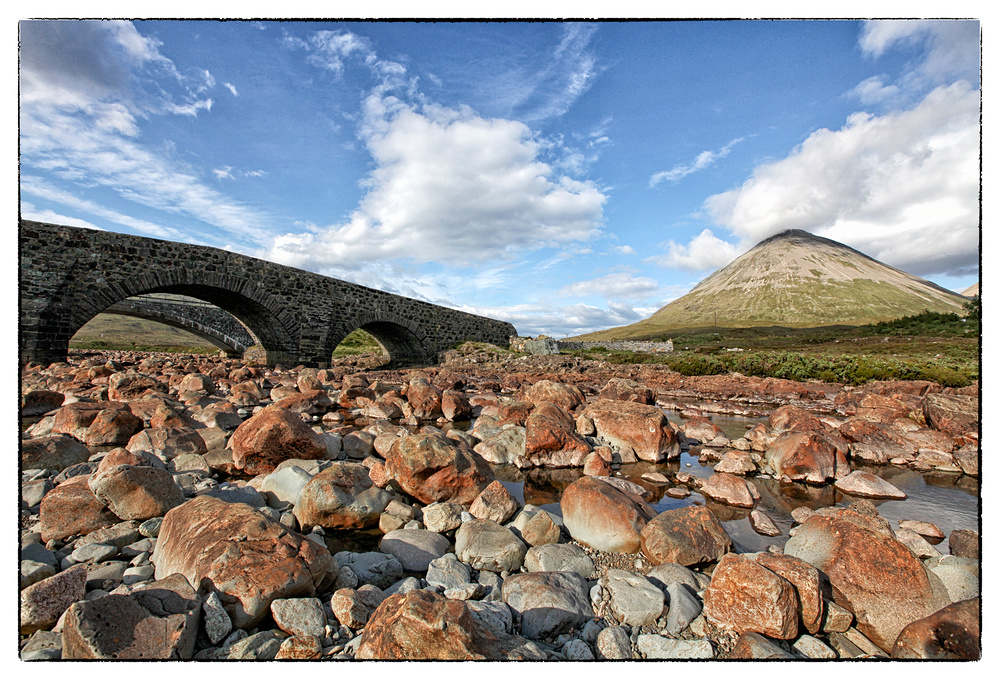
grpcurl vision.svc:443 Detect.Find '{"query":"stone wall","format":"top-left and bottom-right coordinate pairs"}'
top-left (509, 336), bottom-right (674, 355)
top-left (20, 220), bottom-right (517, 367)
top-left (105, 298), bottom-right (256, 352)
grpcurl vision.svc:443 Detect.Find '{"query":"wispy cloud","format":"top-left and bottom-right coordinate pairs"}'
top-left (650, 137), bottom-right (745, 187)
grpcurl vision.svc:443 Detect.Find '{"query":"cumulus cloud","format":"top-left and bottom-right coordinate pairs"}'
top-left (263, 93), bottom-right (606, 269)
top-left (465, 301), bottom-right (645, 338)
top-left (558, 272), bottom-right (661, 301)
top-left (650, 137), bottom-right (744, 187)
top-left (646, 228), bottom-right (741, 272)
top-left (703, 81), bottom-right (979, 277)
top-left (19, 20), bottom-right (269, 245)
top-left (860, 20), bottom-right (980, 86)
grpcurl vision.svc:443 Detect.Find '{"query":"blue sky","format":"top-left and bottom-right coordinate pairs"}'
top-left (18, 18), bottom-right (982, 338)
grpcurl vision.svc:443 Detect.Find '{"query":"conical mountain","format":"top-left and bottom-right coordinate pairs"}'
top-left (961, 282), bottom-right (979, 297)
top-left (574, 229), bottom-right (968, 341)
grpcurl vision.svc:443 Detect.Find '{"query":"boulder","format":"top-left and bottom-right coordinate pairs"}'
top-left (356, 590), bottom-right (543, 660)
top-left (640, 505), bottom-right (733, 567)
top-left (784, 511), bottom-right (950, 651)
top-left (88, 464), bottom-right (185, 521)
top-left (455, 519), bottom-right (527, 573)
top-left (126, 426), bottom-right (207, 461)
top-left (762, 431), bottom-right (849, 484)
top-left (473, 426), bottom-right (526, 466)
top-left (522, 401), bottom-right (592, 467)
top-left (21, 433), bottom-right (92, 472)
top-left (20, 565), bottom-right (87, 634)
top-left (699, 472), bottom-right (760, 508)
top-left (502, 570), bottom-right (593, 639)
top-left (39, 475), bottom-right (119, 542)
top-left (293, 461), bottom-right (390, 530)
top-left (335, 551), bottom-right (404, 590)
top-left (583, 399), bottom-right (680, 462)
top-left (561, 476), bottom-right (658, 554)
top-left (228, 405), bottom-right (327, 475)
top-left (524, 543), bottom-right (594, 578)
top-left (84, 407), bottom-right (144, 447)
top-left (384, 431), bottom-right (495, 505)
top-left (922, 393), bottom-right (978, 435)
top-left (442, 390), bottom-right (472, 421)
top-left (61, 574), bottom-right (200, 659)
top-left (152, 495), bottom-right (334, 629)
top-left (269, 597), bottom-right (326, 638)
top-left (406, 376), bottom-right (443, 419)
top-left (21, 389), bottom-right (65, 416)
top-left (469, 480), bottom-right (519, 523)
top-left (379, 530), bottom-right (450, 572)
top-left (108, 371), bottom-right (168, 401)
top-left (523, 380), bottom-right (585, 411)
top-left (834, 470), bottom-right (907, 500)
top-left (703, 553), bottom-right (799, 639)
top-left (755, 552), bottom-right (824, 634)
top-left (598, 377), bottom-right (654, 404)
top-left (891, 598), bottom-right (980, 660)
top-left (329, 585), bottom-right (385, 629)
top-left (601, 569), bottom-right (664, 627)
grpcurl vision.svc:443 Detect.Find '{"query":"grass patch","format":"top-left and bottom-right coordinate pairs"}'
top-left (333, 329), bottom-right (383, 357)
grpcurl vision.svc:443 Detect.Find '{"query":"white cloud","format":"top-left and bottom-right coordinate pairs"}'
top-left (464, 301), bottom-right (645, 338)
top-left (850, 76), bottom-right (901, 105)
top-left (646, 228), bottom-right (740, 272)
top-left (860, 20), bottom-right (980, 86)
top-left (558, 272), bottom-right (661, 301)
top-left (262, 96), bottom-right (606, 269)
top-left (703, 81), bottom-right (979, 278)
top-left (650, 137), bottom-right (745, 187)
top-left (224, 82), bottom-right (239, 96)
top-left (19, 20), bottom-right (270, 246)
top-left (615, 245), bottom-right (636, 255)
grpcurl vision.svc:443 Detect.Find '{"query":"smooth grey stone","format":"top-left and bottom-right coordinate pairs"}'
top-left (382, 576), bottom-right (421, 597)
top-left (665, 581), bottom-right (702, 634)
top-left (335, 551), bottom-right (404, 590)
top-left (138, 517), bottom-right (163, 537)
top-left (202, 591), bottom-right (233, 644)
top-left (602, 569), bottom-right (664, 627)
top-left (20, 542), bottom-right (58, 568)
top-left (645, 562), bottom-right (703, 592)
top-left (638, 635), bottom-right (713, 659)
top-left (524, 543), bottom-right (594, 578)
top-left (20, 560), bottom-right (56, 589)
top-left (86, 561), bottom-right (129, 589)
top-left (426, 555), bottom-right (473, 590)
top-left (122, 565), bottom-right (154, 585)
top-left (596, 625), bottom-right (632, 660)
top-left (379, 529), bottom-right (449, 572)
top-left (121, 538), bottom-right (155, 558)
top-left (203, 484), bottom-right (266, 507)
top-left (465, 600), bottom-right (514, 634)
top-left (563, 638), bottom-right (595, 660)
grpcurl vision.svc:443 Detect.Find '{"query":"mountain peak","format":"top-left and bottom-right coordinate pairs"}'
top-left (572, 230), bottom-right (968, 340)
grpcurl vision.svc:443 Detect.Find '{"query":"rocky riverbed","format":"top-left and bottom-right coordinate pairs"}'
top-left (19, 344), bottom-right (980, 660)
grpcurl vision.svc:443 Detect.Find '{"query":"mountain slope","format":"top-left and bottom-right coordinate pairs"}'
top-left (575, 229), bottom-right (968, 341)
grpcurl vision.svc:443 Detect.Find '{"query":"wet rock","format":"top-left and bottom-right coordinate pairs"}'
top-left (784, 509), bottom-right (950, 651)
top-left (502, 571), bottom-right (593, 639)
top-left (293, 461), bottom-right (390, 530)
top-left (763, 431), bottom-right (849, 484)
top-left (640, 505), bottom-right (733, 567)
top-left (228, 405), bottom-right (327, 475)
top-left (583, 399), bottom-right (680, 462)
top-left (582, 451), bottom-right (612, 476)
top-left (384, 430), bottom-right (495, 505)
top-left (704, 553), bottom-right (799, 639)
top-left (455, 518), bottom-right (527, 573)
top-left (699, 472), bottom-right (761, 508)
top-left (949, 529), bottom-right (979, 559)
top-left (152, 495), bottom-right (334, 629)
top-left (561, 476), bottom-right (658, 554)
top-left (749, 508), bottom-right (782, 536)
top-left (523, 401), bottom-right (592, 467)
top-left (834, 470), bottom-right (907, 499)
top-left (891, 597), bottom-right (980, 660)
top-left (356, 590), bottom-right (543, 660)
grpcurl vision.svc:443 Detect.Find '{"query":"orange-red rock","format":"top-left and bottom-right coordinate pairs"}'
top-left (384, 430), bottom-right (495, 505)
top-left (640, 504), bottom-right (733, 567)
top-left (228, 404), bottom-right (327, 475)
top-left (523, 401), bottom-right (592, 468)
top-left (703, 553), bottom-right (799, 639)
top-left (583, 399), bottom-right (680, 463)
top-left (561, 476), bottom-right (658, 554)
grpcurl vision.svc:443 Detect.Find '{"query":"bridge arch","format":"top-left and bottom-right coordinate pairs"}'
top-left (94, 296), bottom-right (255, 353)
top-left (58, 270), bottom-right (298, 365)
top-left (327, 312), bottom-right (435, 366)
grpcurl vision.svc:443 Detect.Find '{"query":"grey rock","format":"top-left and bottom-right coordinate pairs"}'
top-left (379, 529), bottom-right (450, 572)
top-left (382, 576), bottom-right (421, 597)
top-left (645, 562), bottom-right (705, 592)
top-left (138, 517), bottom-right (163, 537)
top-left (122, 565), bottom-right (154, 585)
top-left (420, 502), bottom-right (465, 533)
top-left (335, 551), bottom-right (404, 590)
top-left (71, 542), bottom-right (119, 564)
top-left (524, 543), bottom-right (594, 578)
top-left (602, 569), bottom-right (664, 627)
top-left (455, 518), bottom-right (527, 573)
top-left (466, 600), bottom-right (514, 634)
top-left (261, 465), bottom-right (313, 507)
top-left (85, 561), bottom-right (129, 590)
top-left (270, 597), bottom-right (326, 637)
top-left (202, 591), bottom-right (233, 644)
top-left (596, 625), bottom-right (632, 660)
top-left (426, 554), bottom-right (473, 590)
top-left (502, 570), bottom-right (593, 639)
top-left (793, 634), bottom-right (837, 659)
top-left (563, 638), bottom-right (596, 660)
top-left (21, 560), bottom-right (56, 589)
top-left (665, 581), bottom-right (703, 634)
top-left (638, 635), bottom-right (714, 659)
top-left (21, 542), bottom-right (58, 568)
top-left (203, 484), bottom-right (266, 507)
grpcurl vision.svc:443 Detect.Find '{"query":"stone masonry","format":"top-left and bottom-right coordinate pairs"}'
top-left (19, 221), bottom-right (517, 367)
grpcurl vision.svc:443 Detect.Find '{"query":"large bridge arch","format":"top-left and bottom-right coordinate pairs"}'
top-left (20, 220), bottom-right (518, 367)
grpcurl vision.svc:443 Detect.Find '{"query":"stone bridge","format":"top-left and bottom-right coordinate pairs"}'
top-left (104, 295), bottom-right (256, 353)
top-left (19, 220), bottom-right (518, 367)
